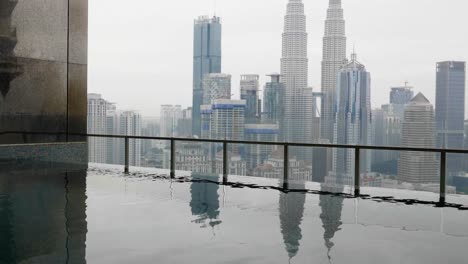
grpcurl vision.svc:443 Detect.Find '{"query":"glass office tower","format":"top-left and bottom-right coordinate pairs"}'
top-left (192, 16), bottom-right (222, 137)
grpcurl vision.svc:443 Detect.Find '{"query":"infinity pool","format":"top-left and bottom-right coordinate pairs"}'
top-left (1, 164), bottom-right (468, 263)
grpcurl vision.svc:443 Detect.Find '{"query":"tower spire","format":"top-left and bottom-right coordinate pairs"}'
top-left (321, 0), bottom-right (347, 142)
top-left (351, 45), bottom-right (357, 61)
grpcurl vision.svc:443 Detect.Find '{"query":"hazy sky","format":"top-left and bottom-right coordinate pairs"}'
top-left (89, 0), bottom-right (468, 117)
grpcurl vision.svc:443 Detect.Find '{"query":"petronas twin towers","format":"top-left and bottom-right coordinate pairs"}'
top-left (321, 0), bottom-right (347, 143)
top-left (280, 0), bottom-right (347, 146)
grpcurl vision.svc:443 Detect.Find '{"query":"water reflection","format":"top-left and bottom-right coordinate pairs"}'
top-left (319, 186), bottom-right (344, 262)
top-left (279, 181), bottom-right (306, 261)
top-left (189, 173), bottom-right (222, 228)
top-left (0, 0), bottom-right (23, 98)
top-left (0, 167), bottom-right (87, 263)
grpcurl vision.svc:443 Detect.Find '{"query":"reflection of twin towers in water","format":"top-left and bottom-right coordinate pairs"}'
top-left (189, 174), bottom-right (345, 262)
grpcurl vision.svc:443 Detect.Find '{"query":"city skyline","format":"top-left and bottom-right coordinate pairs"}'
top-left (89, 0), bottom-right (468, 116)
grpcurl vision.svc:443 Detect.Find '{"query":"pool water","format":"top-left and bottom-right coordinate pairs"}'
top-left (1, 165), bottom-right (468, 263)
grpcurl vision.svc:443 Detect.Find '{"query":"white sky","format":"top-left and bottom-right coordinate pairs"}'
top-left (88, 0), bottom-right (468, 117)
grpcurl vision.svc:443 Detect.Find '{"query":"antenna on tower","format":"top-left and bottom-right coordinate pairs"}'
top-left (351, 43), bottom-right (357, 61)
top-left (404, 81), bottom-right (411, 89)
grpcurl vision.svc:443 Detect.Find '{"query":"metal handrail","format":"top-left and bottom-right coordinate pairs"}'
top-left (2, 130), bottom-right (468, 203)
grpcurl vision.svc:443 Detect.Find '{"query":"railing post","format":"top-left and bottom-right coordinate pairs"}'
top-left (440, 151), bottom-right (447, 204)
top-left (223, 141), bottom-right (228, 183)
top-left (283, 145), bottom-right (289, 189)
top-left (124, 137), bottom-right (129, 173)
top-left (170, 139), bottom-right (176, 179)
top-left (354, 147), bottom-right (360, 197)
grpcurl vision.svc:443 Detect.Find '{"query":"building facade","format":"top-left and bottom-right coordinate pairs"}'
top-left (202, 73), bottom-right (232, 105)
top-left (177, 107), bottom-right (193, 138)
top-left (280, 0), bottom-right (314, 157)
top-left (390, 86), bottom-right (414, 105)
top-left (240, 74), bottom-right (260, 124)
top-left (118, 111), bottom-right (142, 167)
top-left (263, 73), bottom-right (285, 139)
top-left (160, 105), bottom-right (182, 138)
top-left (201, 99), bottom-right (246, 141)
top-left (176, 142), bottom-right (211, 174)
top-left (436, 61), bottom-right (466, 175)
top-left (192, 16), bottom-right (222, 137)
top-left (398, 93), bottom-right (439, 184)
top-left (244, 124), bottom-right (279, 173)
top-left (320, 0), bottom-right (347, 143)
top-left (253, 150), bottom-right (312, 181)
top-left (87, 94), bottom-right (109, 163)
top-left (372, 104), bottom-right (403, 172)
top-left (331, 53), bottom-right (372, 185)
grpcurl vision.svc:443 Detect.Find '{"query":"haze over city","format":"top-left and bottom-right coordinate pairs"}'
top-left (89, 0), bottom-right (468, 116)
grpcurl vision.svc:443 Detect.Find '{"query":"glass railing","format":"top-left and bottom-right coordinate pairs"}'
top-left (2, 131), bottom-right (468, 205)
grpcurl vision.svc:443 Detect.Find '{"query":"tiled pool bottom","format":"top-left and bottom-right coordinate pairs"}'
top-left (2, 166), bottom-right (468, 264)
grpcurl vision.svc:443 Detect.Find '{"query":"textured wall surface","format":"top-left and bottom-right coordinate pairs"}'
top-left (0, 0), bottom-right (88, 144)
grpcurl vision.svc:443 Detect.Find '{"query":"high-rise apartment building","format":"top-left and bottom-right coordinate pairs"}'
top-left (320, 0), bottom-right (347, 143)
top-left (119, 111), bottom-right (142, 167)
top-left (192, 16), bottom-right (222, 137)
top-left (201, 99), bottom-right (246, 172)
top-left (160, 105), bottom-right (182, 138)
top-left (436, 61), bottom-right (466, 175)
top-left (87, 94), bottom-right (109, 163)
top-left (201, 99), bottom-right (246, 141)
top-left (202, 73), bottom-right (231, 105)
top-left (240, 74), bottom-right (260, 124)
top-left (87, 94), bottom-right (142, 166)
top-left (280, 0), bottom-right (314, 160)
top-left (398, 93), bottom-right (439, 184)
top-left (105, 103), bottom-right (121, 165)
top-left (330, 53), bottom-right (372, 185)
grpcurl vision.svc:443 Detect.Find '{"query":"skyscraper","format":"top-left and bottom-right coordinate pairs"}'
top-left (160, 105), bottom-right (182, 138)
top-left (201, 99), bottom-right (246, 141)
top-left (371, 105), bottom-right (403, 172)
top-left (436, 61), bottom-right (466, 175)
top-left (320, 0), bottom-right (347, 143)
top-left (202, 73), bottom-right (231, 105)
top-left (177, 107), bottom-right (193, 138)
top-left (87, 93), bottom-right (109, 163)
top-left (398, 93), bottom-right (439, 184)
top-left (201, 99), bottom-right (246, 170)
top-left (390, 86), bottom-right (414, 105)
top-left (240, 74), bottom-right (260, 124)
top-left (263, 73), bottom-right (285, 139)
top-left (280, 0), bottom-right (314, 159)
top-left (389, 85), bottom-right (414, 120)
top-left (331, 53), bottom-right (372, 185)
top-left (192, 16), bottom-right (222, 137)
top-left (119, 111), bottom-right (142, 167)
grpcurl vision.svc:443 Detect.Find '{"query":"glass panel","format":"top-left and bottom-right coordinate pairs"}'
top-left (446, 153), bottom-right (468, 205)
top-left (364, 149), bottom-right (440, 202)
